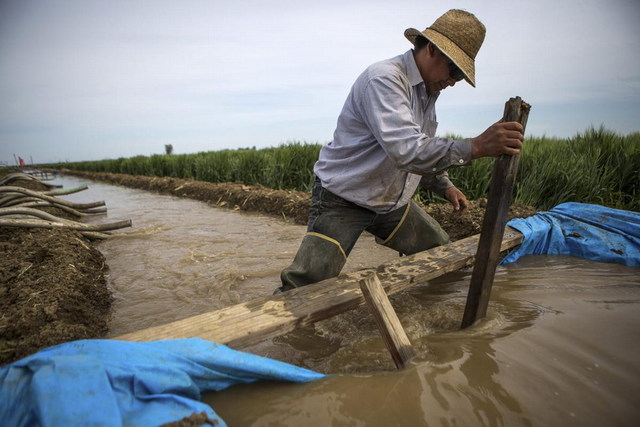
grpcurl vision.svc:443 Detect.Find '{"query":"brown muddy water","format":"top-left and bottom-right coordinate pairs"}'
top-left (56, 176), bottom-right (640, 426)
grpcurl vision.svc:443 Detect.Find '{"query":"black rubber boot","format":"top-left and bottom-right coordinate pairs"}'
top-left (277, 232), bottom-right (347, 293)
top-left (376, 201), bottom-right (450, 255)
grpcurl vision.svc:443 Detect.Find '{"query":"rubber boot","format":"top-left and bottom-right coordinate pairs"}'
top-left (278, 232), bottom-right (347, 292)
top-left (376, 201), bottom-right (450, 255)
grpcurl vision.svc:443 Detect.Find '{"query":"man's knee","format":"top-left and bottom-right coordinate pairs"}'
top-left (376, 202), bottom-right (450, 255)
top-left (278, 233), bottom-right (347, 292)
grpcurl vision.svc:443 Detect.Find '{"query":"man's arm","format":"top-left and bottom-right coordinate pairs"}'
top-left (420, 173), bottom-right (468, 211)
top-left (443, 186), bottom-right (468, 211)
top-left (420, 172), bottom-right (453, 198)
top-left (470, 121), bottom-right (524, 158)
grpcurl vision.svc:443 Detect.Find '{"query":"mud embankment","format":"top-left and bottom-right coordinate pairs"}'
top-left (1, 177), bottom-right (111, 364)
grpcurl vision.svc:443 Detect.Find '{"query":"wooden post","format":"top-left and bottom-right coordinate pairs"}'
top-left (359, 273), bottom-right (414, 369)
top-left (461, 97), bottom-right (531, 329)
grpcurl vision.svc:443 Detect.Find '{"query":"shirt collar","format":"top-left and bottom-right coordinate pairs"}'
top-left (403, 49), bottom-right (441, 101)
top-left (403, 49), bottom-right (424, 87)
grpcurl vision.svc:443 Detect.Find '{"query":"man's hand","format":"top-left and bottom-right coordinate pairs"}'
top-left (470, 121), bottom-right (524, 159)
top-left (444, 186), bottom-right (468, 212)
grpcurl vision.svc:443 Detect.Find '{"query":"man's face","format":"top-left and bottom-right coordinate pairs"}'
top-left (423, 46), bottom-right (463, 95)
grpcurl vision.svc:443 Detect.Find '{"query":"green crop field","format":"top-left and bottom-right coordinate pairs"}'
top-left (51, 126), bottom-right (639, 211)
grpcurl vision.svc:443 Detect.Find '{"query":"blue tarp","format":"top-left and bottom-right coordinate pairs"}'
top-left (502, 202), bottom-right (640, 267)
top-left (0, 339), bottom-right (325, 427)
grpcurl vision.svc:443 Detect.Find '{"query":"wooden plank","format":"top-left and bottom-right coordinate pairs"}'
top-left (114, 227), bottom-right (523, 349)
top-left (461, 97), bottom-right (531, 329)
top-left (359, 273), bottom-right (414, 369)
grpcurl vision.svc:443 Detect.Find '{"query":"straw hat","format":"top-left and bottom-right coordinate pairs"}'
top-left (405, 9), bottom-right (486, 87)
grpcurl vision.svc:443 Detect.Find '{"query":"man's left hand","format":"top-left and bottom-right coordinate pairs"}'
top-left (444, 186), bottom-right (468, 212)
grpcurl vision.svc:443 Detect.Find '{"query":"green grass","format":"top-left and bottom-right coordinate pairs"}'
top-left (49, 126), bottom-right (639, 211)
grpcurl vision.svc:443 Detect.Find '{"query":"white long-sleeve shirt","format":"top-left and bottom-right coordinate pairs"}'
top-left (314, 49), bottom-right (473, 213)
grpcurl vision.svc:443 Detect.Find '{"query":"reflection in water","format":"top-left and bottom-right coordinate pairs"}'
top-left (209, 256), bottom-right (640, 426)
top-left (51, 176), bottom-right (640, 426)
top-left (459, 342), bottom-right (529, 426)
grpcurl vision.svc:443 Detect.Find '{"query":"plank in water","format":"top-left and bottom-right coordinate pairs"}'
top-left (359, 273), bottom-right (414, 369)
top-left (114, 227), bottom-right (524, 349)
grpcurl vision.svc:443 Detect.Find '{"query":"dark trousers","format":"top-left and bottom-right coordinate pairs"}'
top-left (279, 178), bottom-right (450, 291)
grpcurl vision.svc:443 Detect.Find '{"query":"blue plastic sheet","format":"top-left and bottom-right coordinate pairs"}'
top-left (0, 339), bottom-right (325, 427)
top-left (502, 202), bottom-right (640, 267)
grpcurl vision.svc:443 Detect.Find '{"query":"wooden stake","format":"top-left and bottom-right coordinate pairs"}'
top-left (461, 97), bottom-right (531, 329)
top-left (359, 273), bottom-right (414, 369)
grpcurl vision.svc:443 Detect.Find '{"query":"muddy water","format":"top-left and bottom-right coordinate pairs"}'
top-left (52, 175), bottom-right (394, 335)
top-left (54, 176), bottom-right (640, 426)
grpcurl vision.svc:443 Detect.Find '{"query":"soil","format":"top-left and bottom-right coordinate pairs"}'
top-left (159, 412), bottom-right (219, 426)
top-left (0, 176), bottom-right (111, 365)
top-left (1, 170), bottom-right (538, 366)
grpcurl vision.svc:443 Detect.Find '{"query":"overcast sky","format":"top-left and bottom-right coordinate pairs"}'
top-left (1, 0), bottom-right (639, 164)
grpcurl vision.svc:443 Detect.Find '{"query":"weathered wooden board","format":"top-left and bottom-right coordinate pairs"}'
top-left (360, 273), bottom-right (414, 369)
top-left (114, 227), bottom-right (523, 349)
top-left (461, 97), bottom-right (531, 328)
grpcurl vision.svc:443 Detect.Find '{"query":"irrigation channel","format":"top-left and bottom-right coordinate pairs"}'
top-left (55, 175), bottom-right (639, 426)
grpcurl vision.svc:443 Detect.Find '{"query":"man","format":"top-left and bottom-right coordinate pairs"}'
top-left (277, 9), bottom-right (524, 292)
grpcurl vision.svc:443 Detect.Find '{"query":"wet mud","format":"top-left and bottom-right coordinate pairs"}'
top-left (0, 177), bottom-right (111, 364)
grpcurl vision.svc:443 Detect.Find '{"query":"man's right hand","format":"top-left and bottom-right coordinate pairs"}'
top-left (470, 121), bottom-right (524, 159)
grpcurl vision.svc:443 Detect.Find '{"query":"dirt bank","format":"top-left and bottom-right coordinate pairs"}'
top-left (0, 177), bottom-right (111, 365)
top-left (1, 170), bottom-right (537, 365)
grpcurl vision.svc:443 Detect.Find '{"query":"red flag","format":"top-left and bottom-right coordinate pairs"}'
top-left (18, 157), bottom-right (25, 167)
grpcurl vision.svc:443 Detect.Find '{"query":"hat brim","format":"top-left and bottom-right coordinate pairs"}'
top-left (404, 27), bottom-right (476, 87)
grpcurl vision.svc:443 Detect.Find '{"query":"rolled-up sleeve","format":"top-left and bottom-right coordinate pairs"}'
top-left (360, 74), bottom-right (472, 175)
top-left (420, 172), bottom-right (454, 198)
